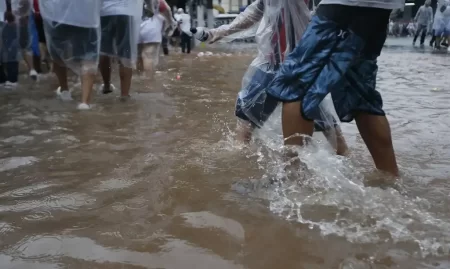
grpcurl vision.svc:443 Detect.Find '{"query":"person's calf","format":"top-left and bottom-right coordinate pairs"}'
top-left (323, 126), bottom-right (349, 156)
top-left (355, 112), bottom-right (398, 176)
top-left (53, 61), bottom-right (69, 91)
top-left (79, 61), bottom-right (98, 108)
top-left (236, 119), bottom-right (254, 144)
top-left (282, 101), bottom-right (314, 146)
top-left (99, 55), bottom-right (113, 94)
top-left (119, 63), bottom-right (132, 97)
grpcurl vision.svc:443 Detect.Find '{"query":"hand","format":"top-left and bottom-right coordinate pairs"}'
top-left (208, 32), bottom-right (224, 44)
top-left (165, 25), bottom-right (174, 37)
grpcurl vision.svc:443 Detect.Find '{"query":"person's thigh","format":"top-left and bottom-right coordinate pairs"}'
top-left (35, 16), bottom-right (46, 44)
top-left (100, 16), bottom-right (115, 55)
top-left (67, 25), bottom-right (99, 63)
top-left (18, 16), bottom-right (31, 51)
top-left (317, 5), bottom-right (389, 122)
top-left (42, 20), bottom-right (66, 62)
top-left (113, 15), bottom-right (133, 60)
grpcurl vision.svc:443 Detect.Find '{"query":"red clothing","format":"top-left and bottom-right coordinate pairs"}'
top-left (33, 0), bottom-right (40, 14)
top-left (159, 0), bottom-right (168, 13)
top-left (272, 0), bottom-right (309, 64)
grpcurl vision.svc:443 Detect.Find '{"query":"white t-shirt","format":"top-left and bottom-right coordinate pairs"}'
top-left (320, 0), bottom-right (405, 9)
top-left (139, 14), bottom-right (165, 43)
top-left (101, 0), bottom-right (141, 16)
top-left (39, 0), bottom-right (102, 28)
top-left (176, 13), bottom-right (192, 36)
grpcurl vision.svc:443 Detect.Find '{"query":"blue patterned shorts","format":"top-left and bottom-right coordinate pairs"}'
top-left (267, 5), bottom-right (391, 123)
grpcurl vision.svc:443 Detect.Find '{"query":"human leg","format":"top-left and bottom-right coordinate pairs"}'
top-left (18, 16), bottom-right (37, 79)
top-left (180, 32), bottom-right (188, 53)
top-left (419, 25), bottom-right (427, 45)
top-left (141, 43), bottom-right (160, 78)
top-left (267, 5), bottom-right (397, 174)
top-left (234, 67), bottom-right (279, 143)
top-left (113, 15), bottom-right (135, 97)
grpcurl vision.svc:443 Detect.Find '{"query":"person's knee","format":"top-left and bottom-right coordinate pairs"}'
top-left (355, 113), bottom-right (392, 146)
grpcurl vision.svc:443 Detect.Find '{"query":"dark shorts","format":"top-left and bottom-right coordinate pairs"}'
top-left (235, 67), bottom-right (334, 132)
top-left (34, 14), bottom-right (46, 43)
top-left (267, 4), bottom-right (391, 123)
top-left (100, 15), bottom-right (133, 59)
top-left (43, 20), bottom-right (99, 62)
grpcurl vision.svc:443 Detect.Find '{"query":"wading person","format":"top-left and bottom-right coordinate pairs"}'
top-left (138, 0), bottom-right (174, 77)
top-left (266, 0), bottom-right (403, 175)
top-left (175, 8), bottom-right (192, 54)
top-left (413, 0), bottom-right (433, 46)
top-left (0, 7), bottom-right (20, 88)
top-left (39, 0), bottom-right (102, 109)
top-left (11, 0), bottom-right (38, 80)
top-left (432, 0), bottom-right (450, 50)
top-left (98, 0), bottom-right (144, 99)
top-left (193, 0), bottom-right (348, 155)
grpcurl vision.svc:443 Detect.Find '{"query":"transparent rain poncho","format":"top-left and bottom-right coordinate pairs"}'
top-left (433, 0), bottom-right (450, 33)
top-left (0, 0), bottom-right (14, 63)
top-left (139, 0), bottom-right (173, 67)
top-left (100, 0), bottom-right (144, 68)
top-left (205, 0), bottom-right (342, 147)
top-left (38, 0), bottom-right (102, 74)
top-left (1, 0), bottom-right (33, 63)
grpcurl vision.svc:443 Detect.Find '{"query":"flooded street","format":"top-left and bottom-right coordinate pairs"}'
top-left (1, 44), bottom-right (450, 268)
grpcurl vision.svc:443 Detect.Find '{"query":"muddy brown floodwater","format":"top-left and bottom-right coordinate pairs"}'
top-left (0, 44), bottom-right (450, 269)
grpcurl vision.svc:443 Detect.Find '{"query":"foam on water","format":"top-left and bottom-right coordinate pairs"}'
top-left (0, 156), bottom-right (37, 172)
top-left (217, 107), bottom-right (450, 259)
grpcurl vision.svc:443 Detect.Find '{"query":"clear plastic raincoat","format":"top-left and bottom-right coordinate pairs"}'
top-left (100, 0), bottom-right (144, 68)
top-left (204, 0), bottom-right (340, 139)
top-left (38, 0), bottom-right (102, 74)
top-left (2, 0), bottom-right (33, 63)
top-left (139, 0), bottom-right (173, 67)
top-left (433, 0), bottom-right (450, 35)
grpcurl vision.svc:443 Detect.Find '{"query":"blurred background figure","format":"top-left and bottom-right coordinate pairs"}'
top-left (39, 0), bottom-right (102, 109)
top-left (161, 35), bottom-right (169, 55)
top-left (11, 0), bottom-right (38, 80)
top-left (0, 2), bottom-right (19, 88)
top-left (413, 0), bottom-right (433, 46)
top-left (407, 21), bottom-right (416, 36)
top-left (98, 0), bottom-right (144, 100)
top-left (138, 0), bottom-right (174, 77)
top-left (31, 0), bottom-right (50, 75)
top-left (175, 8), bottom-right (191, 54)
top-left (432, 0), bottom-right (450, 50)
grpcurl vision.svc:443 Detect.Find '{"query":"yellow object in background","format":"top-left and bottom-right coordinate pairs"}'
top-left (201, 42), bottom-right (206, 48)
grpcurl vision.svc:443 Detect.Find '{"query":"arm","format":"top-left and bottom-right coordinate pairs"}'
top-left (414, 7), bottom-right (421, 22)
top-left (143, 0), bottom-right (155, 17)
top-left (208, 0), bottom-right (264, 39)
top-left (429, 8), bottom-right (434, 25)
top-left (159, 0), bottom-right (174, 27)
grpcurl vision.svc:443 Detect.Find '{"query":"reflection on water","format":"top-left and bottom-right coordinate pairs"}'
top-left (0, 46), bottom-right (450, 268)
